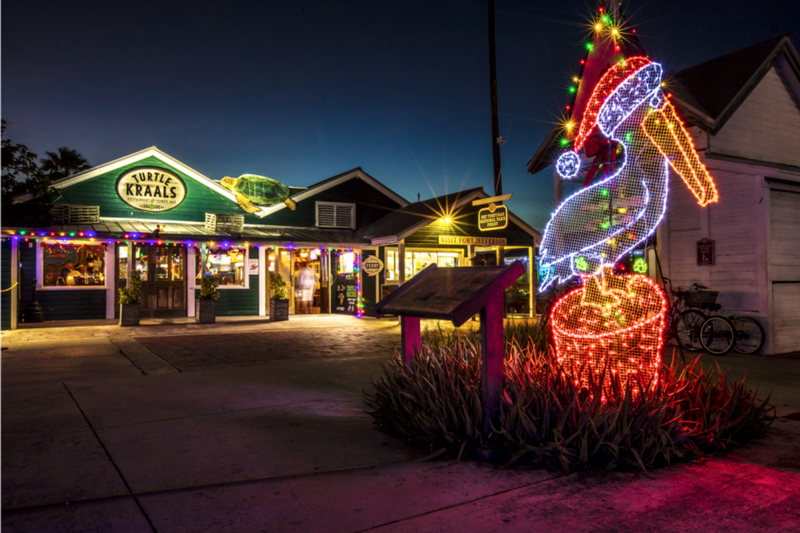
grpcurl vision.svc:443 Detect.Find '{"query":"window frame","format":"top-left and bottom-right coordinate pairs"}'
top-left (37, 240), bottom-right (110, 291)
top-left (194, 247), bottom-right (251, 290)
top-left (383, 247), bottom-right (464, 284)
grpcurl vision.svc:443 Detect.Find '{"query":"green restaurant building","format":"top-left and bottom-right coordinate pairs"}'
top-left (1, 147), bottom-right (540, 330)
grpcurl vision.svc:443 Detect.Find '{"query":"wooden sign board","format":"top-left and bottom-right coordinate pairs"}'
top-left (478, 204), bottom-right (508, 231)
top-left (697, 238), bottom-right (715, 266)
top-left (374, 261), bottom-right (526, 433)
top-left (438, 235), bottom-right (507, 246)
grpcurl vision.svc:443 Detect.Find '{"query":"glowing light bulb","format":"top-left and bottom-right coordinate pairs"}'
top-left (445, 217), bottom-right (451, 223)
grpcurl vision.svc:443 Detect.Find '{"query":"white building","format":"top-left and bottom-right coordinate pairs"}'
top-left (528, 34), bottom-right (800, 355)
top-left (660, 34), bottom-right (800, 355)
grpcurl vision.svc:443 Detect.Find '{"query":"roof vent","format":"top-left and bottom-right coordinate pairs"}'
top-left (316, 202), bottom-right (355, 229)
top-left (205, 213), bottom-right (244, 233)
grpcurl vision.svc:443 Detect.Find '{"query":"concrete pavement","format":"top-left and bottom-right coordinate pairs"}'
top-left (2, 316), bottom-right (800, 532)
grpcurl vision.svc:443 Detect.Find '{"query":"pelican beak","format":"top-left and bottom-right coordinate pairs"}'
top-left (643, 102), bottom-right (719, 206)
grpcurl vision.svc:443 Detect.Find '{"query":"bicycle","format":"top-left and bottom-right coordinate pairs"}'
top-left (679, 283), bottom-right (765, 356)
top-left (661, 277), bottom-right (709, 353)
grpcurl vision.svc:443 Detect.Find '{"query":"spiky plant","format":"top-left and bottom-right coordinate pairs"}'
top-left (365, 334), bottom-right (772, 472)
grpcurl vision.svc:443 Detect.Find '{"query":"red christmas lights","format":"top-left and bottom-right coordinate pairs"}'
top-left (550, 267), bottom-right (667, 389)
top-left (571, 56), bottom-right (651, 150)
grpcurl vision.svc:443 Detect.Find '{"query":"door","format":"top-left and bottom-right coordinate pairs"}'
top-left (135, 245), bottom-right (187, 317)
top-left (770, 190), bottom-right (800, 353)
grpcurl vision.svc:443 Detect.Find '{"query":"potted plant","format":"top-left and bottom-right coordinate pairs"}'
top-left (269, 272), bottom-right (289, 322)
top-left (118, 272), bottom-right (142, 327)
top-left (196, 275), bottom-right (220, 324)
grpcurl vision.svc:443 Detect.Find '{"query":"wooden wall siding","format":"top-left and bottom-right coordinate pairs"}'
top-left (204, 246), bottom-right (260, 316)
top-left (773, 283), bottom-right (800, 353)
top-left (261, 178), bottom-right (403, 229)
top-left (770, 190), bottom-right (800, 282)
top-left (667, 169), bottom-right (763, 314)
top-left (54, 156), bottom-right (264, 225)
top-left (711, 66), bottom-right (800, 168)
top-left (1, 240), bottom-right (12, 330)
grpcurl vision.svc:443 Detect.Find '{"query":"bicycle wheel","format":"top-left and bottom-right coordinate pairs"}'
top-left (700, 316), bottom-right (736, 355)
top-left (675, 310), bottom-right (706, 352)
top-left (732, 316), bottom-right (765, 354)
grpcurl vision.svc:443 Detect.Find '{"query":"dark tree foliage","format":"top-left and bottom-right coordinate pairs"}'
top-left (2, 121), bottom-right (89, 228)
top-left (40, 146), bottom-right (91, 180)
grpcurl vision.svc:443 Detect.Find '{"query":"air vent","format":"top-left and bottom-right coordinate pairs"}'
top-left (205, 213), bottom-right (244, 233)
top-left (316, 202), bottom-right (355, 229)
top-left (51, 205), bottom-right (100, 224)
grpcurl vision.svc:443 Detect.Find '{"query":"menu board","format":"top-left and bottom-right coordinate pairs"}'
top-left (333, 276), bottom-right (358, 314)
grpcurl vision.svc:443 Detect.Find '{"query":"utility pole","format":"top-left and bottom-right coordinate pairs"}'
top-left (488, 0), bottom-right (502, 197)
top-left (488, 1), bottom-right (505, 273)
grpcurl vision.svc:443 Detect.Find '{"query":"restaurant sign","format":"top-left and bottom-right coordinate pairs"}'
top-left (438, 236), bottom-right (507, 246)
top-left (116, 167), bottom-right (187, 212)
top-left (478, 203), bottom-right (508, 231)
top-left (362, 255), bottom-right (384, 276)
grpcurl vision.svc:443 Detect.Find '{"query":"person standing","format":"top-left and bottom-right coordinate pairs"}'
top-left (297, 266), bottom-right (316, 314)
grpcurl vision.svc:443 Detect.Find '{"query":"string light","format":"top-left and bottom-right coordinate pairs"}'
top-left (539, 57), bottom-right (719, 290)
top-left (550, 268), bottom-right (667, 390)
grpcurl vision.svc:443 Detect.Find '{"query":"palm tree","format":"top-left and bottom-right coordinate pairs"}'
top-left (40, 147), bottom-right (91, 180)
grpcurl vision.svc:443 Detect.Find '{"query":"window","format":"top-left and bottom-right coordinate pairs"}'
top-left (339, 252), bottom-right (355, 275)
top-left (42, 243), bottom-right (106, 286)
top-left (202, 248), bottom-right (247, 286)
top-left (316, 202), bottom-right (355, 229)
top-left (385, 250), bottom-right (460, 281)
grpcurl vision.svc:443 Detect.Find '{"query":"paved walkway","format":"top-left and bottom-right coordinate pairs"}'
top-left (2, 317), bottom-right (800, 532)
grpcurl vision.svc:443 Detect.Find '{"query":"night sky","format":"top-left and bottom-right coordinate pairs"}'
top-left (3, 1), bottom-right (799, 231)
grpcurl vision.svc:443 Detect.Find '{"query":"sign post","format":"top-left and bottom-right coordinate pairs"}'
top-left (374, 261), bottom-right (526, 433)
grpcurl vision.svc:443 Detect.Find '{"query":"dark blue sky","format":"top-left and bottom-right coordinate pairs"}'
top-left (3, 1), bottom-right (798, 231)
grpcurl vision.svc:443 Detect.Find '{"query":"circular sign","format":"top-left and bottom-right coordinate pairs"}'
top-left (362, 256), bottom-right (384, 276)
top-left (116, 167), bottom-right (187, 212)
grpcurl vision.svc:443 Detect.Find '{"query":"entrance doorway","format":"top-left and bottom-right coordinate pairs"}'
top-left (117, 245), bottom-right (187, 317)
top-left (290, 248), bottom-right (327, 314)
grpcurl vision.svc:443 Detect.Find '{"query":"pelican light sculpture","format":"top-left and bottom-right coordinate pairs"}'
top-left (537, 57), bottom-right (719, 291)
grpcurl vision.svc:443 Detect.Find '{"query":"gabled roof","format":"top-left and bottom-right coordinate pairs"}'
top-left (253, 167), bottom-right (409, 218)
top-left (527, 33), bottom-right (800, 174)
top-left (13, 146), bottom-right (241, 207)
top-left (358, 188), bottom-right (541, 245)
top-left (14, 148), bottom-right (408, 219)
top-left (669, 34), bottom-right (800, 134)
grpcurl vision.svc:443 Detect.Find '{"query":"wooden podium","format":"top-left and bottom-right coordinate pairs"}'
top-left (374, 261), bottom-right (526, 432)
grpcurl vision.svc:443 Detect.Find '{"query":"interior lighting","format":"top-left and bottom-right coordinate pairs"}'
top-left (445, 217), bottom-right (451, 223)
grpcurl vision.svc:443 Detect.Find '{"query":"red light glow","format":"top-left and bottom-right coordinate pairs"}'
top-left (550, 267), bottom-right (667, 390)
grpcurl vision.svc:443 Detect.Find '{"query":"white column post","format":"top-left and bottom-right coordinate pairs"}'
top-left (187, 245), bottom-right (196, 318)
top-left (10, 239), bottom-right (19, 330)
top-left (258, 245), bottom-right (267, 316)
top-left (105, 241), bottom-right (115, 319)
top-left (398, 240), bottom-right (406, 285)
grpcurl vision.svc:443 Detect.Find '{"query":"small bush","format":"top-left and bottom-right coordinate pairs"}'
top-left (365, 334), bottom-right (772, 472)
top-left (118, 272), bottom-right (142, 304)
top-left (269, 272), bottom-right (288, 300)
top-left (198, 275), bottom-right (221, 301)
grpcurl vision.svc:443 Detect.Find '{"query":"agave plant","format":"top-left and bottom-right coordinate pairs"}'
top-left (365, 332), bottom-right (773, 472)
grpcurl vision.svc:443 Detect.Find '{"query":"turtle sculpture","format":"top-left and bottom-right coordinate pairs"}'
top-left (220, 174), bottom-right (297, 213)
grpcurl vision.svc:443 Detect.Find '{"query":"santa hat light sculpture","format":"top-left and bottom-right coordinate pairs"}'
top-left (540, 3), bottom-right (719, 389)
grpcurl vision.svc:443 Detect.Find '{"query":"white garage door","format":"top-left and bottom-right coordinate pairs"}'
top-left (770, 189), bottom-right (800, 354)
top-left (773, 283), bottom-right (800, 354)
